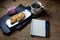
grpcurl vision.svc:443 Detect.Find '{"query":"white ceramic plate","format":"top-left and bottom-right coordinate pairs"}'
top-left (6, 9), bottom-right (31, 28)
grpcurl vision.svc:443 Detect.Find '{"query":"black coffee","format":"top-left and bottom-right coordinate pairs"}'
top-left (32, 3), bottom-right (40, 8)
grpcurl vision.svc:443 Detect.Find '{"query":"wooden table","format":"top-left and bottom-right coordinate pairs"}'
top-left (0, 0), bottom-right (60, 40)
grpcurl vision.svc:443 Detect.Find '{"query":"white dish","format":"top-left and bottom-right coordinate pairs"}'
top-left (6, 9), bottom-right (31, 28)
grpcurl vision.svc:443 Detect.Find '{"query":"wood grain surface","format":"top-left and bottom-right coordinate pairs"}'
top-left (0, 0), bottom-right (60, 40)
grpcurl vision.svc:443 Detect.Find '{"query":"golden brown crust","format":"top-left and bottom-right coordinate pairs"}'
top-left (17, 12), bottom-right (25, 22)
top-left (10, 14), bottom-right (18, 24)
top-left (10, 12), bottom-right (25, 24)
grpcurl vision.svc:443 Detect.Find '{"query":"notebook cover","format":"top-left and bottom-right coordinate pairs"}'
top-left (30, 19), bottom-right (50, 37)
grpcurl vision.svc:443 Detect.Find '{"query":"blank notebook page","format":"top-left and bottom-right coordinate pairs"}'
top-left (30, 19), bottom-right (46, 37)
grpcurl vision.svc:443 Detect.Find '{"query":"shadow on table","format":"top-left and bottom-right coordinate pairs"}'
top-left (32, 10), bottom-right (48, 18)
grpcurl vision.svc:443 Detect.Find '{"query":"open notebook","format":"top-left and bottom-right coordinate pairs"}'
top-left (30, 19), bottom-right (49, 37)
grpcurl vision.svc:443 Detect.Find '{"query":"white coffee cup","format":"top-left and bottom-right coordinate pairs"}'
top-left (31, 1), bottom-right (44, 14)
